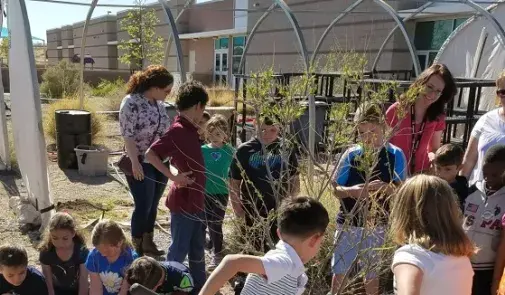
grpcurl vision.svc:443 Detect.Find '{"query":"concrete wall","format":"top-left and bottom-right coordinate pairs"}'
top-left (45, 0), bottom-right (428, 84)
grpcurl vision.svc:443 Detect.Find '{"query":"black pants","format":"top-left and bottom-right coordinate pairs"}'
top-left (242, 204), bottom-right (279, 254)
top-left (54, 288), bottom-right (78, 295)
top-left (473, 269), bottom-right (493, 295)
top-left (204, 194), bottom-right (228, 254)
top-left (126, 163), bottom-right (168, 238)
top-left (234, 205), bottom-right (279, 294)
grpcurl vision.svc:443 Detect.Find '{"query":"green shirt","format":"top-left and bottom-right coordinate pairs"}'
top-left (202, 143), bottom-right (235, 195)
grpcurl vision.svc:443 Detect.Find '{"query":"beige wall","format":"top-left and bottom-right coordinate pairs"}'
top-left (45, 0), bottom-right (425, 82)
top-left (244, 0), bottom-right (413, 73)
top-left (188, 0), bottom-right (234, 33)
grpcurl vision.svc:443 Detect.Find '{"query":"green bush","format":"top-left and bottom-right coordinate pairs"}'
top-left (90, 78), bottom-right (125, 97)
top-left (40, 60), bottom-right (80, 98)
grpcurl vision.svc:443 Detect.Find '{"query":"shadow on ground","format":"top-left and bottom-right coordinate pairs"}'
top-left (62, 168), bottom-right (113, 185)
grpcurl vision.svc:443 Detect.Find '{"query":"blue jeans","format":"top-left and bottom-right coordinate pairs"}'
top-left (168, 212), bottom-right (206, 294)
top-left (126, 163), bottom-right (168, 238)
top-left (332, 225), bottom-right (385, 280)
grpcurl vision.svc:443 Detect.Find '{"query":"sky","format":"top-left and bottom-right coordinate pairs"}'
top-left (4, 0), bottom-right (159, 42)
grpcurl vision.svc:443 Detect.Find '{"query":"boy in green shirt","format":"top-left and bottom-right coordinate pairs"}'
top-left (201, 114), bottom-right (234, 270)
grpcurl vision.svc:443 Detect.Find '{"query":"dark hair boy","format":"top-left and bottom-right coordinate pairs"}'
top-left (0, 245), bottom-right (48, 295)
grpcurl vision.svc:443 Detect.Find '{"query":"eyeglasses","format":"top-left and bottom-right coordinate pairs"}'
top-left (497, 89), bottom-right (505, 96)
top-left (425, 84), bottom-right (443, 97)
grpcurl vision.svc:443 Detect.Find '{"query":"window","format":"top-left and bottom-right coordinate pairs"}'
top-left (215, 38), bottom-right (229, 50)
top-left (232, 36), bottom-right (246, 74)
top-left (414, 18), bottom-right (467, 70)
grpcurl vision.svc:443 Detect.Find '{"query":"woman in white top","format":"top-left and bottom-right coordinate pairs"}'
top-left (461, 72), bottom-right (505, 184)
top-left (389, 175), bottom-right (475, 295)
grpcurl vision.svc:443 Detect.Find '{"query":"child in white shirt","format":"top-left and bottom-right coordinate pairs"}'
top-left (198, 196), bottom-right (329, 295)
top-left (390, 175), bottom-right (476, 295)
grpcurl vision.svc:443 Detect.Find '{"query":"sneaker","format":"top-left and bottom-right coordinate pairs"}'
top-left (207, 253), bottom-right (223, 271)
top-left (233, 275), bottom-right (246, 294)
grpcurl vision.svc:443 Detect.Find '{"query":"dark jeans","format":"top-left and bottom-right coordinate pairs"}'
top-left (243, 204), bottom-right (279, 254)
top-left (168, 212), bottom-right (206, 295)
top-left (204, 194), bottom-right (228, 254)
top-left (234, 206), bottom-right (279, 294)
top-left (126, 163), bottom-right (168, 238)
top-left (473, 269), bottom-right (493, 295)
top-left (54, 288), bottom-right (78, 295)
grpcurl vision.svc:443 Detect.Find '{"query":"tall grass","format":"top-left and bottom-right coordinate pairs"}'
top-left (43, 97), bottom-right (105, 143)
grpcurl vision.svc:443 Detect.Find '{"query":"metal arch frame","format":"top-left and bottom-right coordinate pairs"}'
top-left (372, 0), bottom-right (505, 73)
top-left (163, 0), bottom-right (193, 69)
top-left (237, 0), bottom-right (315, 175)
top-left (311, 0), bottom-right (422, 76)
top-left (79, 0), bottom-right (186, 108)
top-left (309, 0), bottom-right (365, 67)
top-left (79, 0), bottom-right (98, 109)
top-left (371, 1), bottom-right (434, 72)
top-left (158, 0), bottom-right (186, 83)
top-left (238, 0), bottom-right (309, 75)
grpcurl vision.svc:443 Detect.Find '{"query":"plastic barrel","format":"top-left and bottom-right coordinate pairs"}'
top-left (55, 110), bottom-right (92, 169)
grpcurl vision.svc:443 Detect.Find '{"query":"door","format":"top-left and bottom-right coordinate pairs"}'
top-left (214, 49), bottom-right (228, 85)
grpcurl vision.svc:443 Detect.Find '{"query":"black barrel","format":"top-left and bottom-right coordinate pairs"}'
top-left (55, 110), bottom-right (91, 169)
top-left (164, 102), bottom-right (177, 119)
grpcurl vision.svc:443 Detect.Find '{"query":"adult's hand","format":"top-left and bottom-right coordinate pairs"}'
top-left (171, 171), bottom-right (194, 187)
top-left (132, 160), bottom-right (144, 181)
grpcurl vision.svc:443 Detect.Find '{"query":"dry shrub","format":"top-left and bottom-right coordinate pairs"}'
top-left (43, 97), bottom-right (105, 143)
top-left (40, 60), bottom-right (80, 98)
top-left (206, 86), bottom-right (235, 107)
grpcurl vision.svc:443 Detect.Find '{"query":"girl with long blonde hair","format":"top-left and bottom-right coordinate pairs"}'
top-left (390, 174), bottom-right (475, 295)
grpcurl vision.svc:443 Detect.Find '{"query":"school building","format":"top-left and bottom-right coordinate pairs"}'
top-left (46, 0), bottom-right (482, 85)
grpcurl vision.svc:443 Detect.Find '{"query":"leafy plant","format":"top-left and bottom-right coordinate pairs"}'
top-left (90, 78), bottom-right (125, 97)
top-left (40, 60), bottom-right (80, 98)
top-left (0, 38), bottom-right (8, 65)
top-left (118, 0), bottom-right (164, 69)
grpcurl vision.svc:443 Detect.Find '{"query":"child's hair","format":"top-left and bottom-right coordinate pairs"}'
top-left (390, 175), bottom-right (475, 257)
top-left (353, 103), bottom-right (384, 125)
top-left (202, 111), bottom-right (211, 121)
top-left (39, 212), bottom-right (86, 252)
top-left (175, 80), bottom-right (209, 111)
top-left (91, 220), bottom-right (132, 251)
top-left (483, 144), bottom-right (505, 164)
top-left (258, 112), bottom-right (281, 126)
top-left (0, 245), bottom-right (28, 267)
top-left (278, 196), bottom-right (329, 239)
top-left (126, 257), bottom-right (164, 290)
top-left (434, 143), bottom-right (464, 167)
top-left (206, 114), bottom-right (229, 137)
top-left (497, 71), bottom-right (505, 87)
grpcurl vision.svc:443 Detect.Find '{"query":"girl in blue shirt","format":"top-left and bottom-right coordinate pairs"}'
top-left (85, 220), bottom-right (138, 295)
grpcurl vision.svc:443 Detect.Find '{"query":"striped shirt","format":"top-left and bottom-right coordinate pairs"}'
top-left (241, 241), bottom-right (307, 295)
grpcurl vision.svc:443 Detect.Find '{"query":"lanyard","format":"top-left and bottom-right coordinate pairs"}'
top-left (410, 104), bottom-right (426, 175)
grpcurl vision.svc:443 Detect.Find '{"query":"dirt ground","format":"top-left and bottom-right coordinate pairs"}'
top-left (0, 114), bottom-right (235, 294)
